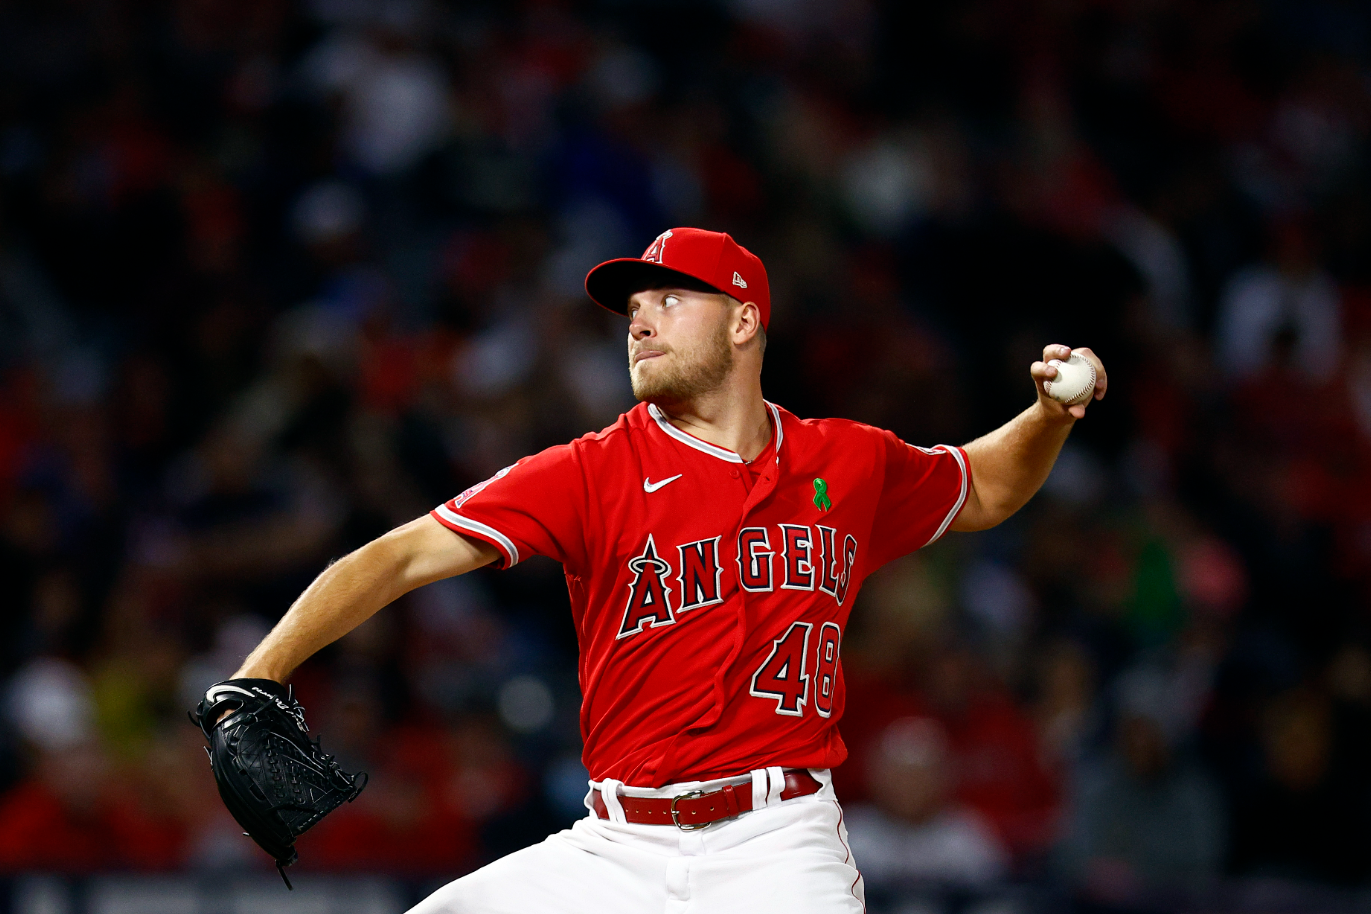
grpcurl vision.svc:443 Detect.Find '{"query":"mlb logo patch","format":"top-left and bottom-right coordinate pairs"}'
top-left (453, 464), bottom-right (515, 507)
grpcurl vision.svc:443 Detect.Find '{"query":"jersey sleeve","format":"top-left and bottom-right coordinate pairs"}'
top-left (866, 430), bottom-right (970, 570)
top-left (430, 442), bottom-right (585, 570)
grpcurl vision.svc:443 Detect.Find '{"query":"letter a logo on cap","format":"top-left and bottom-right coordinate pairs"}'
top-left (732, 272), bottom-right (747, 289)
top-left (642, 230), bottom-right (672, 264)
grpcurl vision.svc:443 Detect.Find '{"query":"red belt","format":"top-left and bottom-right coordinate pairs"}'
top-left (591, 770), bottom-right (821, 829)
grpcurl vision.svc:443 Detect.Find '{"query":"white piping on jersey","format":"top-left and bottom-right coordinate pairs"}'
top-left (922, 444), bottom-right (968, 547)
top-left (765, 401), bottom-right (784, 461)
top-left (434, 503), bottom-right (521, 567)
top-left (646, 401), bottom-right (785, 464)
top-left (647, 404), bottom-right (742, 462)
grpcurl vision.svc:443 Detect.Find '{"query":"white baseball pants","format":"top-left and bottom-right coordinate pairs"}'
top-left (407, 768), bottom-right (865, 914)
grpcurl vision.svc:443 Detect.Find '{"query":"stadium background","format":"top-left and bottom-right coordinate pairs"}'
top-left (0, 0), bottom-right (1369, 911)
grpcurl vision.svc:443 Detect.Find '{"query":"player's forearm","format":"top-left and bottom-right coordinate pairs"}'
top-left (953, 403), bottom-right (1074, 531)
top-left (234, 515), bottom-right (495, 682)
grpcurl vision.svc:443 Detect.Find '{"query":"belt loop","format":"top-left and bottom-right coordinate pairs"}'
top-left (765, 767), bottom-right (785, 807)
top-left (720, 783), bottom-right (740, 818)
top-left (599, 779), bottom-right (627, 823)
top-left (750, 769), bottom-right (768, 810)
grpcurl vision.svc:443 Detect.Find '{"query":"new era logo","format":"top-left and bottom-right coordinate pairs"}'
top-left (732, 272), bottom-right (748, 289)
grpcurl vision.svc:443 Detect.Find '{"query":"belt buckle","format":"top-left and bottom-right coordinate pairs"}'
top-left (670, 790), bottom-right (709, 830)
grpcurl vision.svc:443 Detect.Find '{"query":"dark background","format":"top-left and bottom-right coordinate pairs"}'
top-left (0, 0), bottom-right (1369, 911)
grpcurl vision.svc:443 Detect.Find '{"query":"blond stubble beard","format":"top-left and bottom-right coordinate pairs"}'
top-left (630, 315), bottom-right (734, 405)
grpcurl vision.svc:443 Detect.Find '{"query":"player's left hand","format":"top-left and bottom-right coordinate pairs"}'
top-left (191, 679), bottom-right (367, 888)
top-left (1031, 344), bottom-right (1107, 420)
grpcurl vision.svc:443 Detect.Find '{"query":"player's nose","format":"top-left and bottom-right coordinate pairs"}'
top-left (629, 311), bottom-right (654, 339)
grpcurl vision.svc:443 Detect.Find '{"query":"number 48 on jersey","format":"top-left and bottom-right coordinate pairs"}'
top-left (749, 622), bottom-right (841, 718)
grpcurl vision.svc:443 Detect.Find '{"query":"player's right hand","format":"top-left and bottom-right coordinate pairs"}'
top-left (1031, 344), bottom-right (1107, 420)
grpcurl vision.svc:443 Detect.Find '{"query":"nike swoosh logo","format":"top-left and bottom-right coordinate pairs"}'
top-left (643, 474), bottom-right (683, 493)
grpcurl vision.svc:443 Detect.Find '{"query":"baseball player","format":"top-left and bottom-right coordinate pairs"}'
top-left (224, 227), bottom-right (1106, 912)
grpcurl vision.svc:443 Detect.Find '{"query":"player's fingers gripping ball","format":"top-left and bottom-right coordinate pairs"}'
top-left (1043, 352), bottom-right (1097, 406)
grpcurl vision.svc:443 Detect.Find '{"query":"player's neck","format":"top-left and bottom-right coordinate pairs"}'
top-left (651, 382), bottom-right (771, 461)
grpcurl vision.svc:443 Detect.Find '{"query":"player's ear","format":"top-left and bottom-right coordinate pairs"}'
top-left (732, 299), bottom-right (762, 347)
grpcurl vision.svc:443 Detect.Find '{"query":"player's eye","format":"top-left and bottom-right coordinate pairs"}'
top-left (663, 294), bottom-right (679, 307)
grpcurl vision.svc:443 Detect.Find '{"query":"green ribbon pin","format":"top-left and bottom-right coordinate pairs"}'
top-left (813, 478), bottom-right (832, 512)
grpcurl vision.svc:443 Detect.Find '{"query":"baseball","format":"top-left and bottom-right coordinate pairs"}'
top-left (1044, 352), bottom-right (1096, 406)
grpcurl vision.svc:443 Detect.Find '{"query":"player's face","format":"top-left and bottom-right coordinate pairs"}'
top-left (626, 287), bottom-right (734, 405)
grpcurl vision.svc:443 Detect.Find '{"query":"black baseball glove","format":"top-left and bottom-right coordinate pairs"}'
top-left (190, 678), bottom-right (367, 888)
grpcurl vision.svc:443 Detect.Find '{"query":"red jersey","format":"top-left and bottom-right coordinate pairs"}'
top-left (431, 401), bottom-right (969, 787)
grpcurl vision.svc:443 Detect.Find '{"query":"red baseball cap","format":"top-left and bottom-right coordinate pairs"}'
top-left (585, 228), bottom-right (771, 329)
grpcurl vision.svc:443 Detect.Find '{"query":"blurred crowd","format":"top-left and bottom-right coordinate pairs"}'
top-left (0, 0), bottom-right (1369, 910)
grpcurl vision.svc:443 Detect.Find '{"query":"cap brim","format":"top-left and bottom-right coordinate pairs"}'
top-left (585, 260), bottom-right (723, 315)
